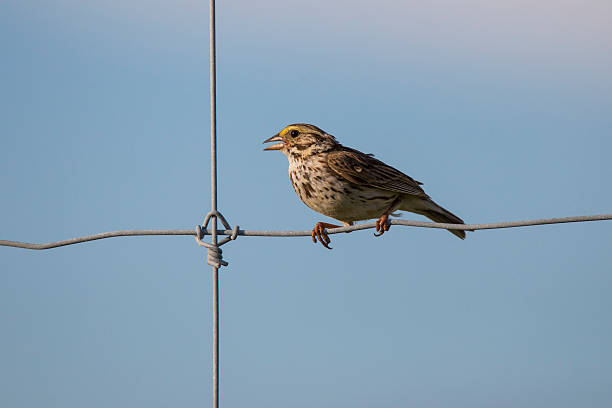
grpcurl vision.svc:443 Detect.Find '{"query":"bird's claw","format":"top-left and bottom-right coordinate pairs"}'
top-left (311, 222), bottom-right (341, 250)
top-left (374, 214), bottom-right (390, 237)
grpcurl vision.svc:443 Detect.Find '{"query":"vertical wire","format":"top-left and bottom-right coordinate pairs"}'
top-left (209, 1), bottom-right (219, 408)
top-left (212, 266), bottom-right (219, 408)
top-left (209, 5), bottom-right (218, 223)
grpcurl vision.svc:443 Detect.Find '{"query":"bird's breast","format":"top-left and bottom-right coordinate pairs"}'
top-left (287, 156), bottom-right (398, 222)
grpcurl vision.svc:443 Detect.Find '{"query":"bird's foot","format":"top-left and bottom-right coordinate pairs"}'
top-left (374, 214), bottom-right (391, 237)
top-left (312, 222), bottom-right (342, 250)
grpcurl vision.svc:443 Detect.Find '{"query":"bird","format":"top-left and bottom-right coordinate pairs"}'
top-left (263, 123), bottom-right (467, 249)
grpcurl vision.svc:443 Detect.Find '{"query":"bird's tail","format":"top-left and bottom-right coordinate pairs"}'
top-left (410, 199), bottom-right (468, 239)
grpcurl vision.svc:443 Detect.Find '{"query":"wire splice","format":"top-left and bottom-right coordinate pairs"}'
top-left (195, 211), bottom-right (239, 268)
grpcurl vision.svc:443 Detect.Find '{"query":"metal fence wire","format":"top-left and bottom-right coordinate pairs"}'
top-left (2, 1), bottom-right (612, 408)
top-left (2, 215), bottom-right (612, 251)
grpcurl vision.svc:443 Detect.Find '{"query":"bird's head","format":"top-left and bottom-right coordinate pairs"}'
top-left (263, 124), bottom-right (338, 158)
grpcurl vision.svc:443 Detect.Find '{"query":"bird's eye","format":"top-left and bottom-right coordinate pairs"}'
top-left (290, 129), bottom-right (299, 137)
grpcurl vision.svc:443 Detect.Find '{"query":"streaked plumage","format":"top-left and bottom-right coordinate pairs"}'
top-left (264, 123), bottom-right (467, 248)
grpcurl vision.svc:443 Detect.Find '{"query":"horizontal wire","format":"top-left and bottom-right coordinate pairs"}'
top-left (0, 230), bottom-right (195, 250)
top-left (1, 214), bottom-right (611, 250)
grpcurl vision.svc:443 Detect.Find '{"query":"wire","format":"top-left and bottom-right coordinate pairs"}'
top-left (1, 214), bottom-right (610, 250)
top-left (0, 230), bottom-right (194, 250)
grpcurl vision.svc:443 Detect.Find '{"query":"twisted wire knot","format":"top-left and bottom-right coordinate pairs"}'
top-left (195, 211), bottom-right (239, 268)
top-left (206, 245), bottom-right (227, 268)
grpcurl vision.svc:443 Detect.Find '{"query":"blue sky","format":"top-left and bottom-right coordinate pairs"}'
top-left (1, 1), bottom-right (611, 407)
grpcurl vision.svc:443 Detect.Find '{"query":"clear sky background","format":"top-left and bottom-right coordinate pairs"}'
top-left (1, 1), bottom-right (611, 407)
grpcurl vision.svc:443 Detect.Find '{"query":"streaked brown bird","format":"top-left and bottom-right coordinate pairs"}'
top-left (264, 123), bottom-right (467, 249)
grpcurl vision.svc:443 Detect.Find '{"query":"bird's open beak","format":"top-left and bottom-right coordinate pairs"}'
top-left (263, 134), bottom-right (285, 151)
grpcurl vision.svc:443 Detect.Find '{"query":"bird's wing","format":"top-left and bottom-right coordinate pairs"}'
top-left (327, 148), bottom-right (428, 197)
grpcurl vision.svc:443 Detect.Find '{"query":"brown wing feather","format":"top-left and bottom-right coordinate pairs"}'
top-left (327, 148), bottom-right (428, 197)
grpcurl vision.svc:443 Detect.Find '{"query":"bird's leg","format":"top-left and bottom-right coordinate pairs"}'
top-left (374, 196), bottom-right (401, 237)
top-left (374, 213), bottom-right (391, 237)
top-left (312, 222), bottom-right (342, 250)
